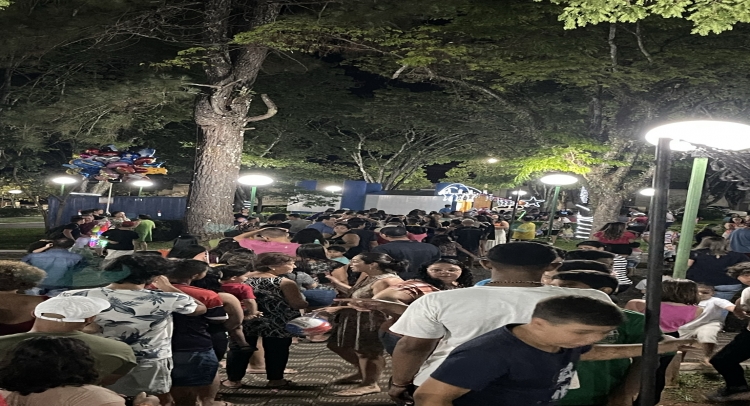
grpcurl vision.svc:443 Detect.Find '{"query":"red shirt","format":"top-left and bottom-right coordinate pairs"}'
top-left (221, 282), bottom-right (256, 302)
top-left (592, 231), bottom-right (636, 245)
top-left (171, 284), bottom-right (227, 352)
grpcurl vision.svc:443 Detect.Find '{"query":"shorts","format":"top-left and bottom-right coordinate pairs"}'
top-left (106, 358), bottom-right (172, 396)
top-left (171, 350), bottom-right (219, 387)
top-left (679, 321), bottom-right (723, 344)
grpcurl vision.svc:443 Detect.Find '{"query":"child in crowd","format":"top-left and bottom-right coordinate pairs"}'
top-left (512, 216), bottom-right (536, 241)
top-left (707, 263), bottom-right (750, 402)
top-left (220, 266), bottom-right (260, 319)
top-left (559, 223), bottom-right (574, 241)
top-left (634, 270), bottom-right (674, 299)
top-left (326, 246), bottom-right (350, 265)
top-left (625, 279), bottom-right (702, 404)
top-left (604, 245), bottom-right (633, 294)
top-left (678, 284), bottom-right (735, 365)
top-left (413, 296), bottom-right (691, 406)
top-left (550, 271), bottom-right (647, 406)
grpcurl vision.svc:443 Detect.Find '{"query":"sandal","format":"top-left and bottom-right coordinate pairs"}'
top-left (220, 379), bottom-right (243, 389)
top-left (247, 368), bottom-right (297, 374)
top-left (332, 385), bottom-right (381, 397)
top-left (266, 379), bottom-right (296, 390)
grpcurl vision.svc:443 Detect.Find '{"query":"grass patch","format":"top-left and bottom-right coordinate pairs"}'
top-left (0, 216), bottom-right (44, 224)
top-left (0, 228), bottom-right (45, 250)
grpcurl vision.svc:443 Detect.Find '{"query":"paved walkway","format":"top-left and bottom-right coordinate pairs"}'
top-left (219, 342), bottom-right (395, 406)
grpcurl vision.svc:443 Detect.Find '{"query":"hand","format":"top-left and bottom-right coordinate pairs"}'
top-left (134, 392), bottom-right (161, 406)
top-left (388, 385), bottom-right (414, 405)
top-left (150, 276), bottom-right (178, 292)
top-left (734, 305), bottom-right (750, 319)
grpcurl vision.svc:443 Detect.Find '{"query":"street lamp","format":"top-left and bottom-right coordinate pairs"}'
top-left (131, 180), bottom-right (154, 197)
top-left (508, 189), bottom-right (528, 230)
top-left (237, 174), bottom-right (274, 215)
top-left (639, 188), bottom-right (656, 197)
top-left (638, 120), bottom-right (750, 405)
top-left (51, 176), bottom-right (78, 195)
top-left (487, 158), bottom-right (499, 164)
top-left (540, 174), bottom-right (578, 241)
top-left (7, 190), bottom-right (21, 208)
top-left (324, 185), bottom-right (343, 193)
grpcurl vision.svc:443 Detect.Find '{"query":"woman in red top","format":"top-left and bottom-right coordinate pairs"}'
top-left (592, 222), bottom-right (637, 245)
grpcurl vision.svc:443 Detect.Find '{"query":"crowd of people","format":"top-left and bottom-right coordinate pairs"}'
top-left (3, 205), bottom-right (750, 405)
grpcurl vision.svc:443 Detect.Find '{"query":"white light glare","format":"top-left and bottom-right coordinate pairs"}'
top-left (540, 174), bottom-right (578, 186)
top-left (639, 188), bottom-right (656, 197)
top-left (324, 186), bottom-right (343, 192)
top-left (52, 176), bottom-right (78, 185)
top-left (238, 175), bottom-right (274, 186)
top-left (7, 190), bottom-right (22, 194)
top-left (645, 120), bottom-right (750, 151)
top-left (131, 180), bottom-right (154, 187)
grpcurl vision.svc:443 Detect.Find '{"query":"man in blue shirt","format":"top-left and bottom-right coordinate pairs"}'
top-left (306, 215), bottom-right (336, 237)
top-left (22, 238), bottom-right (85, 296)
top-left (438, 205), bottom-right (453, 215)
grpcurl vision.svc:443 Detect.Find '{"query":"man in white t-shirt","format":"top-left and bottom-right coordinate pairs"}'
top-left (387, 242), bottom-right (612, 404)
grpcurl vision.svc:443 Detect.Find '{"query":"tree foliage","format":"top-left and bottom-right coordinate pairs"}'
top-left (542, 0), bottom-right (750, 35)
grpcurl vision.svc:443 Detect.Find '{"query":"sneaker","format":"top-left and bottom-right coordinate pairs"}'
top-left (705, 386), bottom-right (750, 402)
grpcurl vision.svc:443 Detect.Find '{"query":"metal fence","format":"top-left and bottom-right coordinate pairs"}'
top-left (48, 196), bottom-right (187, 226)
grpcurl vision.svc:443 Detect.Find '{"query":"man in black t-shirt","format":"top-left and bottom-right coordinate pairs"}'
top-left (453, 219), bottom-right (487, 261)
top-left (101, 221), bottom-right (140, 269)
top-left (60, 215), bottom-right (85, 241)
top-left (347, 218), bottom-right (377, 256)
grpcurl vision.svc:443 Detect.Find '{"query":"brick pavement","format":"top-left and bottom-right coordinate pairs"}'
top-left (218, 342), bottom-right (395, 406)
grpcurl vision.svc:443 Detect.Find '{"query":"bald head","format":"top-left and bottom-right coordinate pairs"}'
top-left (258, 228), bottom-right (290, 241)
top-left (461, 219), bottom-right (476, 227)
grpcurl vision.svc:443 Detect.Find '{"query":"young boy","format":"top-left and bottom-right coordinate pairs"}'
top-left (414, 296), bottom-right (692, 406)
top-left (327, 245), bottom-right (350, 265)
top-left (707, 263), bottom-right (750, 402)
top-left (219, 265), bottom-right (260, 319)
top-left (512, 216), bottom-right (536, 241)
top-left (677, 284), bottom-right (735, 365)
top-left (551, 271), bottom-right (645, 406)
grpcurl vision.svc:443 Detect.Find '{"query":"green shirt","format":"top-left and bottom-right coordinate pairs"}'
top-left (134, 219), bottom-right (156, 242)
top-left (0, 331), bottom-right (137, 381)
top-left (561, 310), bottom-right (645, 406)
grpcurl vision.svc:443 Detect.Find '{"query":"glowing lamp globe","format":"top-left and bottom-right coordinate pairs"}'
top-left (324, 185), bottom-right (343, 192)
top-left (639, 188), bottom-right (656, 197)
top-left (7, 190), bottom-right (22, 194)
top-left (511, 191), bottom-right (527, 196)
top-left (237, 175), bottom-right (274, 186)
top-left (487, 158), bottom-right (499, 164)
top-left (51, 176), bottom-right (78, 185)
top-left (645, 121), bottom-right (750, 151)
top-left (131, 180), bottom-right (154, 187)
top-left (540, 174), bottom-right (578, 186)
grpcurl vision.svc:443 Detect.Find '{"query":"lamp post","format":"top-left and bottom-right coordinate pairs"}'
top-left (508, 189), bottom-right (527, 231)
top-left (645, 121), bottom-right (750, 278)
top-left (51, 176), bottom-right (78, 195)
top-left (131, 180), bottom-right (154, 197)
top-left (237, 174), bottom-right (274, 215)
top-left (7, 190), bottom-right (22, 208)
top-left (539, 174), bottom-right (578, 242)
top-left (638, 120), bottom-right (750, 405)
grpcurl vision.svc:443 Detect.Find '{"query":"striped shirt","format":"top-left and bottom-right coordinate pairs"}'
top-left (613, 256), bottom-right (631, 285)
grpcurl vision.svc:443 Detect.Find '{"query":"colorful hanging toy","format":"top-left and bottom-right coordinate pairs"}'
top-left (63, 145), bottom-right (167, 183)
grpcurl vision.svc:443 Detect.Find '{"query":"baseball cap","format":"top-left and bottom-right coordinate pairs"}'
top-left (120, 221), bottom-right (136, 227)
top-left (34, 296), bottom-right (111, 322)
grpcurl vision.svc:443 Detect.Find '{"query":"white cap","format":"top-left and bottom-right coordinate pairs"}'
top-left (34, 296), bottom-right (111, 323)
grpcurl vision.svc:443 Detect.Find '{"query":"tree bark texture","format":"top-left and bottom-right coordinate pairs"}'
top-left (185, 0), bottom-right (279, 238)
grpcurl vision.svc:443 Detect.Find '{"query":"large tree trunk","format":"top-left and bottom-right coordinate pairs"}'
top-left (184, 1), bottom-right (279, 239)
top-left (589, 192), bottom-right (625, 236)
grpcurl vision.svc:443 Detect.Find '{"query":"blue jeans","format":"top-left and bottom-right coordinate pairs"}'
top-left (714, 284), bottom-right (744, 301)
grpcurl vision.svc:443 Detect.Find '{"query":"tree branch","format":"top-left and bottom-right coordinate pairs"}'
top-left (246, 94), bottom-right (278, 122)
